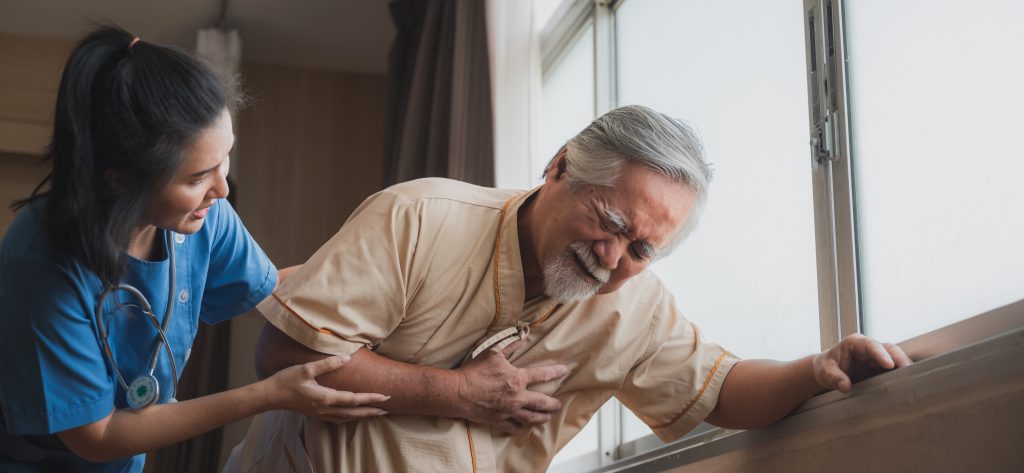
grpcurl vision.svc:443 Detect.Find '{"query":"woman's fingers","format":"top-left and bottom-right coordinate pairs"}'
top-left (302, 355), bottom-right (351, 379)
top-left (325, 390), bottom-right (391, 407)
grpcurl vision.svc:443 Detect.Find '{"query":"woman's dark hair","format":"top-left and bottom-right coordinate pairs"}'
top-left (13, 25), bottom-right (230, 289)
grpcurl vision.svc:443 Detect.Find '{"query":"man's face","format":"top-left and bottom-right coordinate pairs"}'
top-left (532, 155), bottom-right (696, 303)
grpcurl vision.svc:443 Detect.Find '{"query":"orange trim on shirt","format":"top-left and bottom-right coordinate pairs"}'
top-left (490, 196), bottom-right (516, 327)
top-left (529, 303), bottom-right (562, 328)
top-left (650, 352), bottom-right (728, 430)
top-left (271, 292), bottom-right (347, 338)
top-left (464, 420), bottom-right (478, 473)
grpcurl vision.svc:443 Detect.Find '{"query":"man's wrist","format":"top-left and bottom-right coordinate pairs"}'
top-left (406, 365), bottom-right (467, 420)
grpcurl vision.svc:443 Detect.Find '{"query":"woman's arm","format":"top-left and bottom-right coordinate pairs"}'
top-left (56, 356), bottom-right (387, 463)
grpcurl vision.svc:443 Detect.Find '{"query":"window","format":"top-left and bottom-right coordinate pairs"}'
top-left (525, 0), bottom-right (1024, 471)
top-left (536, 22), bottom-right (596, 182)
top-left (844, 0), bottom-right (1024, 343)
top-left (615, 0), bottom-right (820, 444)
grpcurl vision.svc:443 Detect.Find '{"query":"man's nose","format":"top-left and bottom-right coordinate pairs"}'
top-left (592, 238), bottom-right (627, 270)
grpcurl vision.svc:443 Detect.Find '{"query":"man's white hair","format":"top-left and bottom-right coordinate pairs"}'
top-left (544, 105), bottom-right (712, 256)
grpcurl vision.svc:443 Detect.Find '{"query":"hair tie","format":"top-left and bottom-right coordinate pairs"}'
top-left (128, 37), bottom-right (141, 50)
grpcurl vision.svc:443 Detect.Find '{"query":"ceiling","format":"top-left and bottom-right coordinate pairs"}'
top-left (0, 0), bottom-right (396, 74)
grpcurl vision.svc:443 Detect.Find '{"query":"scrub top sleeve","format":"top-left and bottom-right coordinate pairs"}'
top-left (616, 287), bottom-right (740, 442)
top-left (0, 259), bottom-right (115, 434)
top-left (257, 189), bottom-right (419, 357)
top-left (200, 199), bottom-right (277, 324)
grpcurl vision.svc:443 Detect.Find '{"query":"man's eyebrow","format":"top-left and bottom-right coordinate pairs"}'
top-left (602, 208), bottom-right (629, 233)
top-left (604, 207), bottom-right (660, 259)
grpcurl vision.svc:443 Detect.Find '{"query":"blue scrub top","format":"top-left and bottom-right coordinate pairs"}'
top-left (0, 198), bottom-right (276, 472)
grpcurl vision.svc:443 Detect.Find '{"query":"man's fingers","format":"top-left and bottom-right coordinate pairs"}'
top-left (304, 355), bottom-right (351, 378)
top-left (519, 391), bottom-right (562, 413)
top-left (817, 357), bottom-right (852, 393)
top-left (524, 364), bottom-right (568, 386)
top-left (864, 341), bottom-right (895, 369)
top-left (884, 343), bottom-right (913, 368)
top-left (826, 365), bottom-right (853, 393)
top-left (512, 408), bottom-right (552, 427)
top-left (501, 339), bottom-right (527, 359)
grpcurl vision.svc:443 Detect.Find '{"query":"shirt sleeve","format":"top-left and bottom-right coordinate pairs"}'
top-left (0, 259), bottom-right (115, 434)
top-left (616, 286), bottom-right (741, 442)
top-left (257, 189), bottom-right (419, 357)
top-left (200, 199), bottom-right (277, 324)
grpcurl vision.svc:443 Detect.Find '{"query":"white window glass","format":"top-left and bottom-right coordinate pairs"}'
top-left (616, 0), bottom-right (819, 442)
top-left (845, 0), bottom-right (1024, 343)
top-left (540, 23), bottom-right (600, 468)
top-left (535, 24), bottom-right (595, 186)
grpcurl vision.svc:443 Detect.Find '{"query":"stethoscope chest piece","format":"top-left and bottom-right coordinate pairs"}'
top-left (127, 374), bottom-right (159, 409)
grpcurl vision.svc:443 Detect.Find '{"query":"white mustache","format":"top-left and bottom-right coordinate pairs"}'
top-left (569, 242), bottom-right (610, 284)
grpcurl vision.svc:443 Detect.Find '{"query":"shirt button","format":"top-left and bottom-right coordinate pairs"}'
top-left (174, 233), bottom-right (186, 244)
top-left (178, 289), bottom-right (190, 303)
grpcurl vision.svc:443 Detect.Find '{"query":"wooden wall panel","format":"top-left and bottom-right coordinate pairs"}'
top-left (234, 61), bottom-right (387, 267)
top-left (0, 33), bottom-right (70, 155)
top-left (0, 153), bottom-right (48, 237)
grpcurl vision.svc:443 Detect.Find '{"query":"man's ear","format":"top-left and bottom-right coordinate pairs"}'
top-left (549, 147), bottom-right (569, 181)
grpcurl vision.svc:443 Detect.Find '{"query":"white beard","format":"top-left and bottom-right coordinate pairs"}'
top-left (543, 241), bottom-right (611, 303)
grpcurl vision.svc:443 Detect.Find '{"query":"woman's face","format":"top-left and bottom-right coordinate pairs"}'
top-left (145, 109), bottom-right (234, 235)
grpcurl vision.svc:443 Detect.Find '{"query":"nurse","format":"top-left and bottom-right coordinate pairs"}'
top-left (0, 26), bottom-right (387, 471)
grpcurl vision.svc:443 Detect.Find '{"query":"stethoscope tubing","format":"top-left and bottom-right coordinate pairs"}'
top-left (92, 231), bottom-right (179, 404)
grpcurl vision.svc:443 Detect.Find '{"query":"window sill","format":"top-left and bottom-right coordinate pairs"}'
top-left (589, 298), bottom-right (1024, 472)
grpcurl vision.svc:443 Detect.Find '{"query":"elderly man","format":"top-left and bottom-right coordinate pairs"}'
top-left (226, 105), bottom-right (910, 472)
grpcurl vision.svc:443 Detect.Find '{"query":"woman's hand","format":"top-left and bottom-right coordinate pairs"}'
top-left (262, 355), bottom-right (390, 423)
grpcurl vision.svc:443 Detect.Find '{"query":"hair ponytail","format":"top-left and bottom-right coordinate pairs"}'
top-left (13, 26), bottom-right (230, 288)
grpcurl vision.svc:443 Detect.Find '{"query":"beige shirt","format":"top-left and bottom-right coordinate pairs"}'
top-left (227, 178), bottom-right (739, 473)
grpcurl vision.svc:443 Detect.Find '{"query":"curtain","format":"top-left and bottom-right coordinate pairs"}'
top-left (384, 0), bottom-right (495, 187)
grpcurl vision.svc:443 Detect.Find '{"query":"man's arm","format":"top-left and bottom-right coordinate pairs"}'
top-left (704, 334), bottom-right (912, 429)
top-left (255, 322), bottom-right (568, 435)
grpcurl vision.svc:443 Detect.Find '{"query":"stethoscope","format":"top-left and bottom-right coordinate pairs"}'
top-left (93, 231), bottom-right (180, 410)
